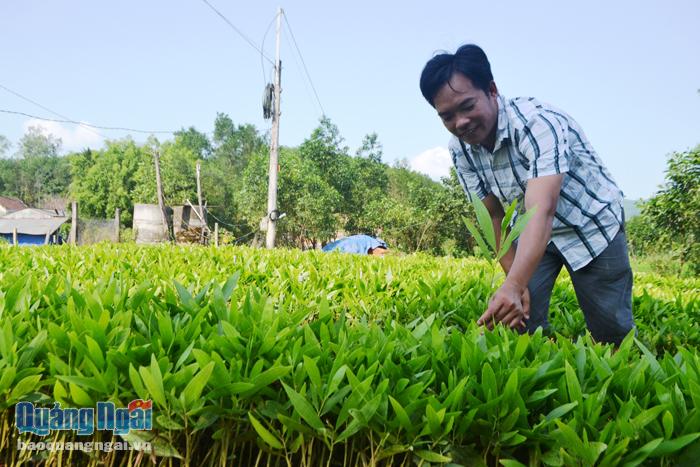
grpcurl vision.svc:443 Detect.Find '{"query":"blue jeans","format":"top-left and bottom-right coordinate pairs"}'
top-left (524, 229), bottom-right (636, 345)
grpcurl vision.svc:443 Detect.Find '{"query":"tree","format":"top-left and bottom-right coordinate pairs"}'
top-left (174, 127), bottom-right (212, 159)
top-left (131, 138), bottom-right (198, 207)
top-left (356, 132), bottom-right (383, 163)
top-left (16, 126), bottom-right (61, 159)
top-left (237, 148), bottom-right (342, 247)
top-left (345, 133), bottom-right (390, 233)
top-left (212, 113), bottom-right (266, 173)
top-left (633, 145), bottom-right (700, 272)
top-left (299, 117), bottom-right (354, 224)
top-left (2, 127), bottom-right (70, 206)
top-left (0, 135), bottom-right (11, 158)
top-left (70, 139), bottom-right (144, 225)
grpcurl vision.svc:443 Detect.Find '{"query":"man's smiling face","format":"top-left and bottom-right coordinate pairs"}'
top-left (433, 72), bottom-right (499, 151)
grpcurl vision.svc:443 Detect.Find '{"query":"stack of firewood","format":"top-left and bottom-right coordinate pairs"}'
top-left (175, 227), bottom-right (208, 244)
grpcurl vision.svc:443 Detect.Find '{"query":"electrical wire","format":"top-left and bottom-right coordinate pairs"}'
top-left (282, 25), bottom-right (318, 117)
top-left (0, 109), bottom-right (178, 134)
top-left (206, 209), bottom-right (253, 230)
top-left (199, 0), bottom-right (274, 65)
top-left (260, 13), bottom-right (278, 84)
top-left (281, 11), bottom-right (326, 117)
top-left (0, 83), bottom-right (105, 139)
top-left (233, 230), bottom-right (257, 244)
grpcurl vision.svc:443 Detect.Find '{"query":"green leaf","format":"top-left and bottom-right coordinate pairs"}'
top-left (156, 414), bottom-right (184, 430)
top-left (282, 382), bottom-right (325, 432)
top-left (463, 216), bottom-right (492, 258)
top-left (500, 199), bottom-right (518, 246)
top-left (248, 412), bottom-right (284, 450)
top-left (389, 396), bottom-right (412, 431)
top-left (119, 431), bottom-right (183, 459)
top-left (472, 194), bottom-right (497, 252)
top-left (625, 437), bottom-right (663, 465)
top-left (303, 355), bottom-right (322, 392)
top-left (545, 401), bottom-right (578, 422)
top-left (564, 361), bottom-right (582, 404)
top-left (69, 382), bottom-right (94, 407)
top-left (481, 362), bottom-right (497, 399)
top-left (249, 365), bottom-right (292, 393)
top-left (527, 388), bottom-right (558, 404)
top-left (650, 433), bottom-right (700, 457)
top-left (498, 206), bottom-right (536, 261)
top-left (222, 271), bottom-right (241, 301)
top-left (415, 450), bottom-right (452, 463)
top-left (9, 374), bottom-right (41, 401)
top-left (139, 356), bottom-right (166, 408)
top-left (56, 375), bottom-right (107, 395)
top-left (129, 363), bottom-right (148, 400)
top-left (0, 366), bottom-right (16, 394)
top-left (631, 405), bottom-right (665, 431)
top-left (662, 411), bottom-right (674, 439)
top-left (182, 361), bottom-right (214, 408)
top-left (500, 460), bottom-right (527, 467)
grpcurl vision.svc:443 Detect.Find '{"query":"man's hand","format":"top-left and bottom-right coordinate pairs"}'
top-left (477, 281), bottom-right (531, 330)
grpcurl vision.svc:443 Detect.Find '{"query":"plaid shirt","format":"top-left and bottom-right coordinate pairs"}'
top-left (449, 95), bottom-right (624, 270)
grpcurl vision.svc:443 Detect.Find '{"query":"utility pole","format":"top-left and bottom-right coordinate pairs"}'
top-left (115, 208), bottom-right (120, 243)
top-left (265, 7), bottom-right (283, 249)
top-left (154, 149), bottom-right (170, 241)
top-left (196, 160), bottom-right (206, 244)
top-left (70, 201), bottom-right (78, 245)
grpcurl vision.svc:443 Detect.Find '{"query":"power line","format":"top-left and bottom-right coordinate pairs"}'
top-left (282, 24), bottom-right (317, 116)
top-left (260, 13), bottom-right (278, 84)
top-left (199, 0), bottom-right (274, 65)
top-left (281, 11), bottom-right (326, 117)
top-left (206, 209), bottom-right (251, 230)
top-left (0, 109), bottom-right (178, 134)
top-left (0, 83), bottom-right (105, 139)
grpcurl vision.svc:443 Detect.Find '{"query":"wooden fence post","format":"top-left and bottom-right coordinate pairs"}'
top-left (70, 201), bottom-right (78, 245)
top-left (214, 222), bottom-right (219, 247)
top-left (13, 227), bottom-right (18, 246)
top-left (115, 208), bottom-right (121, 243)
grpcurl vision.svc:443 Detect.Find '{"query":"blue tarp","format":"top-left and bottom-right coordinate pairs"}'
top-left (1, 233), bottom-right (58, 245)
top-left (322, 235), bottom-right (388, 254)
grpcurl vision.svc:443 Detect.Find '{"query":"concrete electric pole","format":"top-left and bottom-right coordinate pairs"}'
top-left (265, 7), bottom-right (283, 249)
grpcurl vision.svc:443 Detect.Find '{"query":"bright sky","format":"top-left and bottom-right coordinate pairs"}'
top-left (1, 0), bottom-right (698, 200)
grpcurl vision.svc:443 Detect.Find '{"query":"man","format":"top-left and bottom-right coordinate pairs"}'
top-left (322, 234), bottom-right (388, 256)
top-left (419, 44), bottom-right (635, 345)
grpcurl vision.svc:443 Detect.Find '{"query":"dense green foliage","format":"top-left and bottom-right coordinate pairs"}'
top-left (1, 245), bottom-right (699, 466)
top-left (626, 145), bottom-right (700, 275)
top-left (0, 117), bottom-right (472, 255)
top-left (0, 126), bottom-right (70, 207)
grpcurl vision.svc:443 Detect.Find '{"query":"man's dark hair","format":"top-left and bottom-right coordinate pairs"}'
top-left (419, 44), bottom-right (494, 106)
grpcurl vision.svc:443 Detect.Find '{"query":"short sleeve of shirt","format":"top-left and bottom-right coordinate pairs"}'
top-left (449, 141), bottom-right (491, 200)
top-left (517, 112), bottom-right (570, 179)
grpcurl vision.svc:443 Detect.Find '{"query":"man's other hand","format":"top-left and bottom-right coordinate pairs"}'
top-left (477, 281), bottom-right (530, 330)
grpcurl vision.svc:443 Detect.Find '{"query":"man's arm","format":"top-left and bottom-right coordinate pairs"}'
top-left (478, 174), bottom-right (563, 329)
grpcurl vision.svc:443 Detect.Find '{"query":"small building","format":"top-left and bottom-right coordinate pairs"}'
top-left (0, 207), bottom-right (68, 245)
top-left (172, 205), bottom-right (207, 233)
top-left (133, 203), bottom-right (173, 244)
top-left (0, 196), bottom-right (28, 216)
top-left (172, 204), bottom-right (209, 243)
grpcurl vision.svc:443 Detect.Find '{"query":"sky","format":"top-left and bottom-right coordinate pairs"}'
top-left (1, 0), bottom-right (698, 200)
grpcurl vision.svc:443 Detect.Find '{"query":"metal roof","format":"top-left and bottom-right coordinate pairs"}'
top-left (0, 196), bottom-right (28, 211)
top-left (0, 217), bottom-right (68, 235)
top-left (1, 208), bottom-right (64, 219)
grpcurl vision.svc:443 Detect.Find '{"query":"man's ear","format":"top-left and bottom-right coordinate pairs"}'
top-left (489, 81), bottom-right (498, 97)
